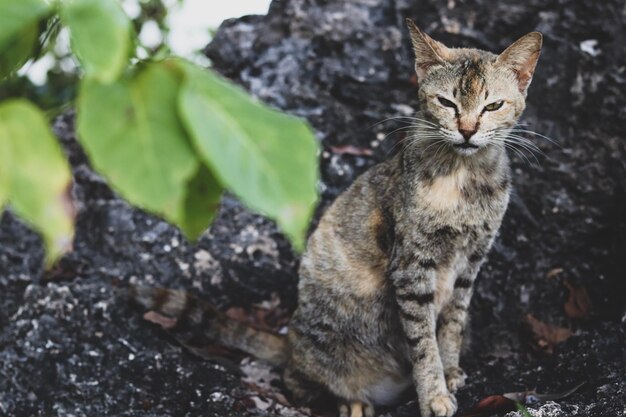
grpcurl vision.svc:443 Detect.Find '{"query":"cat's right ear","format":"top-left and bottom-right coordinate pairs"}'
top-left (406, 19), bottom-right (450, 83)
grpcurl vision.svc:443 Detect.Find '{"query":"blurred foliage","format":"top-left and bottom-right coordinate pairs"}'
top-left (515, 402), bottom-right (533, 417)
top-left (0, 0), bottom-right (319, 264)
top-left (179, 62), bottom-right (318, 247)
top-left (0, 99), bottom-right (73, 265)
top-left (60, 0), bottom-right (133, 82)
top-left (0, 0), bottom-right (52, 77)
top-left (0, 0), bottom-right (174, 114)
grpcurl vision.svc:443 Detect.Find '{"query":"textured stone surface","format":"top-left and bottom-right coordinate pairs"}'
top-left (1, 0), bottom-right (625, 416)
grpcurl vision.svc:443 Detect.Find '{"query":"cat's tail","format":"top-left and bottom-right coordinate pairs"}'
top-left (129, 285), bottom-right (288, 366)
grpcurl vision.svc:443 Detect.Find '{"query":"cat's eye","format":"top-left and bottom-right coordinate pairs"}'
top-left (484, 100), bottom-right (504, 112)
top-left (437, 96), bottom-right (457, 109)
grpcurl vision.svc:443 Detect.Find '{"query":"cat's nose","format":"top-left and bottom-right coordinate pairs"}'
top-left (459, 128), bottom-right (477, 141)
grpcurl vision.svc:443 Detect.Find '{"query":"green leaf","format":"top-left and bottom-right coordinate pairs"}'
top-left (180, 164), bottom-right (223, 240)
top-left (60, 0), bottom-right (131, 82)
top-left (178, 62), bottom-right (319, 251)
top-left (0, 187), bottom-right (5, 212)
top-left (515, 402), bottom-right (533, 417)
top-left (77, 60), bottom-right (199, 230)
top-left (0, 99), bottom-right (74, 265)
top-left (0, 0), bottom-right (51, 78)
top-left (0, 146), bottom-right (6, 210)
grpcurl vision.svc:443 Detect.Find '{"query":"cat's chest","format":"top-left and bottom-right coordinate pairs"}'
top-left (416, 168), bottom-right (508, 222)
top-left (418, 167), bottom-right (469, 212)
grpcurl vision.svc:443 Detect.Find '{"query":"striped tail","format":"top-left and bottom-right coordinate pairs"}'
top-left (130, 285), bottom-right (288, 366)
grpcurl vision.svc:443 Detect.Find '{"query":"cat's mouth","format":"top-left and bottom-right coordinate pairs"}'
top-left (452, 142), bottom-right (481, 155)
top-left (453, 143), bottom-right (479, 150)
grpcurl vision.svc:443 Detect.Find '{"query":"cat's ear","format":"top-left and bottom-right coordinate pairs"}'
top-left (496, 32), bottom-right (543, 94)
top-left (406, 19), bottom-right (450, 82)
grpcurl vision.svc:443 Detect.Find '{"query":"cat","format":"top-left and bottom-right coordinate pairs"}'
top-left (132, 19), bottom-right (542, 417)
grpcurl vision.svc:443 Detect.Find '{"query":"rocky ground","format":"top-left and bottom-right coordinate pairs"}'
top-left (1, 0), bottom-right (625, 416)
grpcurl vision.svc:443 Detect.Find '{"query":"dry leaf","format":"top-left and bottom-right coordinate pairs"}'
top-left (458, 395), bottom-right (516, 417)
top-left (525, 314), bottom-right (573, 354)
top-left (143, 311), bottom-right (177, 329)
top-left (563, 279), bottom-right (591, 319)
top-left (329, 145), bottom-right (373, 157)
top-left (546, 267), bottom-right (563, 279)
top-left (225, 306), bottom-right (249, 322)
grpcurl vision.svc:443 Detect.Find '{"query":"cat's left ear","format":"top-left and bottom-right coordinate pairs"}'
top-left (496, 32), bottom-right (543, 94)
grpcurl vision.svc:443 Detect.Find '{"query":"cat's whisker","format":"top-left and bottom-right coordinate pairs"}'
top-left (507, 129), bottom-right (559, 146)
top-left (400, 116), bottom-right (440, 128)
top-left (420, 139), bottom-right (446, 154)
top-left (499, 142), bottom-right (535, 166)
top-left (493, 126), bottom-right (558, 147)
top-left (493, 130), bottom-right (545, 151)
top-left (407, 137), bottom-right (444, 157)
top-left (383, 125), bottom-right (430, 140)
top-left (396, 138), bottom-right (440, 153)
top-left (380, 127), bottom-right (442, 155)
top-left (403, 131), bottom-right (445, 137)
top-left (399, 125), bottom-right (440, 134)
top-left (368, 117), bottom-right (417, 128)
top-left (493, 138), bottom-right (540, 166)
top-left (500, 139), bottom-right (546, 159)
top-left (370, 116), bottom-right (440, 129)
top-left (498, 141), bottom-right (543, 163)
top-left (386, 133), bottom-right (442, 156)
top-left (385, 123), bottom-right (440, 135)
top-left (490, 134), bottom-right (532, 154)
top-left (400, 134), bottom-right (445, 143)
top-left (403, 137), bottom-right (444, 151)
top-left (499, 137), bottom-right (544, 155)
top-left (431, 139), bottom-right (451, 161)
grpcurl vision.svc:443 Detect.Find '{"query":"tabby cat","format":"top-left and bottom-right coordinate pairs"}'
top-left (132, 19), bottom-right (542, 417)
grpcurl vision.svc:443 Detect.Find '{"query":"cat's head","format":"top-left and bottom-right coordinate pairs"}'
top-left (406, 19), bottom-right (542, 156)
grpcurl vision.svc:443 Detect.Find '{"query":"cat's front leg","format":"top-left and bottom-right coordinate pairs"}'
top-left (437, 249), bottom-right (488, 393)
top-left (390, 255), bottom-right (456, 417)
top-left (437, 276), bottom-right (473, 393)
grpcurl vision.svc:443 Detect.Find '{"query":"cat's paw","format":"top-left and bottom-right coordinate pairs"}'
top-left (444, 366), bottom-right (467, 393)
top-left (338, 401), bottom-right (374, 417)
top-left (427, 391), bottom-right (457, 417)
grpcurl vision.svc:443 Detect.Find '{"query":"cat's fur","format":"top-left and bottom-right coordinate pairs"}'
top-left (132, 20), bottom-right (542, 417)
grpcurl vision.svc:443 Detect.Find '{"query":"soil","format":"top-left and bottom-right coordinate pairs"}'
top-left (1, 0), bottom-right (624, 416)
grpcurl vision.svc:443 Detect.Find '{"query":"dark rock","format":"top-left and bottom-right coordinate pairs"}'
top-left (1, 0), bottom-right (625, 416)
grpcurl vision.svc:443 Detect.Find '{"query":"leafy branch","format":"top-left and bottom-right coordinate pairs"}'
top-left (0, 0), bottom-right (319, 265)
